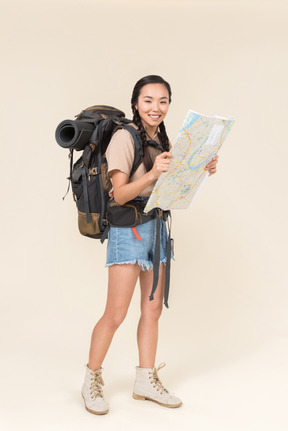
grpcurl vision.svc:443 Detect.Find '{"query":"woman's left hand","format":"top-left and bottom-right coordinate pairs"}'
top-left (205, 155), bottom-right (219, 176)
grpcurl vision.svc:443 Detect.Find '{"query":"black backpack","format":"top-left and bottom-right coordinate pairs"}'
top-left (55, 105), bottom-right (145, 240)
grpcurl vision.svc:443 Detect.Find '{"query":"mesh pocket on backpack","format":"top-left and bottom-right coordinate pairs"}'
top-left (78, 211), bottom-right (101, 236)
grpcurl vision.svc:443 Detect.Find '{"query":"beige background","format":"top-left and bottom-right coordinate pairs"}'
top-left (1, 0), bottom-right (288, 430)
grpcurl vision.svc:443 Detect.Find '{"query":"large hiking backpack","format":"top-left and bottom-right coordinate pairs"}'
top-left (55, 105), bottom-right (145, 240)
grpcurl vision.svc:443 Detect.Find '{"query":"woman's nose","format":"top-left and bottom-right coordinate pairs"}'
top-left (151, 102), bottom-right (160, 112)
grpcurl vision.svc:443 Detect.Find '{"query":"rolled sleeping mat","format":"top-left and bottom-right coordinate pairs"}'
top-left (55, 120), bottom-right (95, 151)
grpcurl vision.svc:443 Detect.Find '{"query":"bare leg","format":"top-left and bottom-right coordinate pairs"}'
top-left (137, 264), bottom-right (165, 368)
top-left (88, 264), bottom-right (141, 370)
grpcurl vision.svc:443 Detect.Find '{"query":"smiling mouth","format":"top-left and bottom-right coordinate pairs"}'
top-left (148, 115), bottom-right (161, 120)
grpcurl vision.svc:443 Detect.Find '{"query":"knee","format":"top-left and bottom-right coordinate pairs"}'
top-left (101, 309), bottom-right (127, 331)
top-left (141, 300), bottom-right (163, 321)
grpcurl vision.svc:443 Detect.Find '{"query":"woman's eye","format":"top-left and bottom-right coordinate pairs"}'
top-left (145, 100), bottom-right (151, 103)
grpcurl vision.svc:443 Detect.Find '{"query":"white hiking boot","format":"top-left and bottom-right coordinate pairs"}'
top-left (81, 365), bottom-right (109, 415)
top-left (132, 362), bottom-right (182, 408)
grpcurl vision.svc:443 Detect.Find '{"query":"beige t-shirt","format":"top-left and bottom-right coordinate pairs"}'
top-left (105, 124), bottom-right (165, 197)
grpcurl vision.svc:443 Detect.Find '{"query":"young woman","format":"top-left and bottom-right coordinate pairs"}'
top-left (81, 75), bottom-right (219, 415)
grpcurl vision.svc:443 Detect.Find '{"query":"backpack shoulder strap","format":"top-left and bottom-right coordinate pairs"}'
top-left (115, 124), bottom-right (144, 178)
top-left (111, 123), bottom-right (164, 178)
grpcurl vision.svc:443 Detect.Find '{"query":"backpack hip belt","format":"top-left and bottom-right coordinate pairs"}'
top-left (103, 199), bottom-right (172, 308)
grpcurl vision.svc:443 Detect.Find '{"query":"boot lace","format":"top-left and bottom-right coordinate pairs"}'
top-left (148, 362), bottom-right (169, 395)
top-left (89, 369), bottom-right (105, 399)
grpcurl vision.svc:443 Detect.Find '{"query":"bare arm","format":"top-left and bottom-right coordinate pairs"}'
top-left (111, 152), bottom-right (173, 206)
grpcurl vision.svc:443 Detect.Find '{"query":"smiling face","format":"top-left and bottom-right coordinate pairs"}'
top-left (135, 83), bottom-right (170, 136)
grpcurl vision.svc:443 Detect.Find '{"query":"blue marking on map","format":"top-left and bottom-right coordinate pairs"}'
top-left (179, 113), bottom-right (200, 133)
top-left (188, 151), bottom-right (217, 171)
top-left (186, 136), bottom-right (208, 166)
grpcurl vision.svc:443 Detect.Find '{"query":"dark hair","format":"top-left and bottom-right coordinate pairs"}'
top-left (131, 75), bottom-right (172, 172)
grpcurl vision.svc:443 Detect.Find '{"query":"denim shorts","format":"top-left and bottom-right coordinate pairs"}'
top-left (105, 218), bottom-right (170, 271)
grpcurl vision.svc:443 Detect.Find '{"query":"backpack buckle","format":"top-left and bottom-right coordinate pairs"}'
top-left (157, 209), bottom-right (164, 219)
top-left (88, 167), bottom-right (100, 175)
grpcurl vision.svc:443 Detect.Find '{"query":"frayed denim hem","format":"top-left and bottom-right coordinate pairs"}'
top-left (105, 258), bottom-right (168, 271)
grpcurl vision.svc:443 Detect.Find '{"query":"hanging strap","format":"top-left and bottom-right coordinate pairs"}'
top-left (149, 210), bottom-right (172, 308)
top-left (100, 224), bottom-right (110, 243)
top-left (81, 165), bottom-right (91, 224)
top-left (62, 149), bottom-right (74, 200)
top-left (164, 213), bottom-right (172, 308)
top-left (132, 226), bottom-right (142, 241)
top-left (149, 212), bottom-right (161, 302)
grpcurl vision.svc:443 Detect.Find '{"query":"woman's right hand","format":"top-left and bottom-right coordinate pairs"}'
top-left (150, 152), bottom-right (173, 180)
top-left (111, 152), bottom-right (173, 206)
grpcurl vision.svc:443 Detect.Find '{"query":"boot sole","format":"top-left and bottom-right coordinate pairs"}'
top-left (132, 393), bottom-right (182, 408)
top-left (81, 393), bottom-right (109, 415)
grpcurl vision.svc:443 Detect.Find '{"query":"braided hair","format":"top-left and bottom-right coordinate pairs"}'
top-left (131, 75), bottom-right (172, 172)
